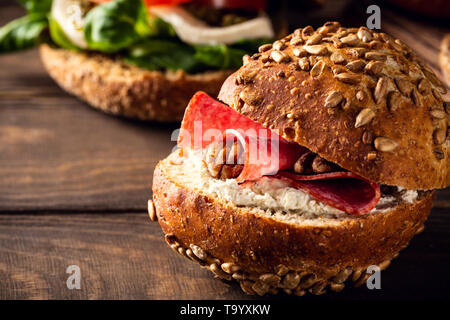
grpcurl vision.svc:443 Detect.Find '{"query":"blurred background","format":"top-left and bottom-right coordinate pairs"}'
top-left (0, 0), bottom-right (449, 300)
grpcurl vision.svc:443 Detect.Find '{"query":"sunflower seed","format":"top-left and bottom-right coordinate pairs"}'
top-left (210, 263), bottom-right (232, 280)
top-left (302, 26), bottom-right (314, 38)
top-left (293, 47), bottom-right (306, 57)
top-left (258, 44), bottom-right (272, 53)
top-left (298, 57), bottom-right (310, 71)
top-left (306, 33), bottom-right (323, 45)
top-left (374, 137), bottom-right (398, 152)
top-left (290, 87), bottom-right (299, 96)
top-left (357, 28), bottom-right (372, 42)
top-left (417, 78), bottom-right (431, 94)
top-left (273, 40), bottom-right (286, 51)
top-left (312, 155), bottom-right (334, 172)
top-left (325, 91), bottom-right (343, 108)
top-left (430, 109), bottom-right (446, 119)
top-left (330, 283), bottom-right (345, 292)
top-left (147, 200), bottom-right (157, 221)
top-left (239, 88), bottom-right (261, 105)
top-left (374, 77), bottom-right (388, 103)
top-left (311, 281), bottom-right (327, 295)
top-left (310, 60), bottom-right (326, 78)
top-left (298, 274), bottom-right (317, 289)
top-left (290, 36), bottom-right (303, 46)
top-left (271, 50), bottom-right (290, 63)
top-left (362, 130), bottom-right (374, 144)
top-left (369, 40), bottom-right (383, 49)
top-left (340, 34), bottom-right (359, 46)
top-left (365, 51), bottom-right (387, 60)
top-left (347, 47), bottom-right (367, 58)
top-left (433, 128), bottom-right (446, 145)
top-left (240, 280), bottom-right (255, 295)
top-left (190, 244), bottom-right (207, 260)
top-left (411, 88), bottom-right (420, 106)
top-left (252, 281), bottom-right (270, 296)
top-left (242, 54), bottom-right (250, 65)
top-left (294, 151), bottom-right (314, 173)
top-left (238, 69), bottom-right (258, 84)
top-left (275, 264), bottom-right (289, 276)
top-left (346, 59), bottom-right (366, 72)
top-left (387, 91), bottom-right (401, 112)
top-left (317, 26), bottom-right (329, 35)
top-left (434, 147), bottom-right (444, 160)
top-left (281, 272), bottom-right (301, 289)
top-left (330, 52), bottom-right (345, 64)
top-left (356, 90), bottom-right (366, 101)
top-left (259, 273), bottom-right (281, 286)
top-left (304, 45), bottom-right (328, 55)
top-left (334, 72), bottom-right (360, 84)
top-left (395, 78), bottom-right (413, 96)
top-left (364, 60), bottom-right (384, 75)
top-left (355, 108), bottom-right (375, 128)
top-left (367, 151), bottom-right (377, 161)
top-left (324, 21), bottom-right (340, 32)
top-left (378, 260), bottom-right (391, 270)
top-left (221, 262), bottom-right (240, 274)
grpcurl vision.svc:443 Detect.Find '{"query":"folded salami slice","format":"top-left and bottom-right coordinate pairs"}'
top-left (178, 92), bottom-right (380, 215)
top-left (178, 91), bottom-right (305, 180)
top-left (277, 171), bottom-right (381, 215)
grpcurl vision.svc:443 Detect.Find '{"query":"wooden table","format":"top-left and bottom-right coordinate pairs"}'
top-left (0, 1), bottom-right (449, 300)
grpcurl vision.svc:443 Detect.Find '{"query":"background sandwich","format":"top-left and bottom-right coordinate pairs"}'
top-left (0, 0), bottom-right (274, 121)
top-left (151, 21), bottom-right (449, 295)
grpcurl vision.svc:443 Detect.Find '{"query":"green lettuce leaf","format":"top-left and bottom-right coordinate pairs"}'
top-left (0, 13), bottom-right (48, 53)
top-left (125, 39), bottom-right (201, 73)
top-left (18, 0), bottom-right (52, 14)
top-left (124, 38), bottom-right (270, 73)
top-left (147, 17), bottom-right (176, 38)
top-left (83, 0), bottom-right (150, 53)
top-left (194, 44), bottom-right (246, 69)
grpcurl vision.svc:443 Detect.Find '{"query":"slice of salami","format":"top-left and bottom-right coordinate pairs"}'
top-left (277, 171), bottom-right (381, 215)
top-left (178, 91), bottom-right (306, 180)
top-left (178, 92), bottom-right (380, 215)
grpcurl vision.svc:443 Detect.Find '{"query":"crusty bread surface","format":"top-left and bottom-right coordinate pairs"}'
top-left (40, 44), bottom-right (233, 122)
top-left (152, 150), bottom-right (433, 296)
top-left (218, 23), bottom-right (449, 190)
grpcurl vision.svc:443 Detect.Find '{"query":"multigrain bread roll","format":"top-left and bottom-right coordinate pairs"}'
top-left (151, 22), bottom-right (449, 296)
top-left (40, 44), bottom-right (233, 122)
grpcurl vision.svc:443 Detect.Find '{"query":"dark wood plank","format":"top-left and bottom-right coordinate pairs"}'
top-left (0, 210), bottom-right (449, 300)
top-left (0, 69), bottom-right (177, 211)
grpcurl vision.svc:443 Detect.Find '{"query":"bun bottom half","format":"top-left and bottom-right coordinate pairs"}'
top-left (152, 151), bottom-right (433, 295)
top-left (39, 44), bottom-right (233, 122)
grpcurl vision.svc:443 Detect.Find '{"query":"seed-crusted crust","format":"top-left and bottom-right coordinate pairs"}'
top-left (440, 34), bottom-right (450, 88)
top-left (152, 153), bottom-right (433, 295)
top-left (39, 44), bottom-right (233, 122)
top-left (218, 22), bottom-right (449, 190)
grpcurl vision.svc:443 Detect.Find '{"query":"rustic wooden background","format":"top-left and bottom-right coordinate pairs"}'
top-left (0, 1), bottom-right (449, 299)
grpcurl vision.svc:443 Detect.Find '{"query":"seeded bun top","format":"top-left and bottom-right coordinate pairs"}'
top-left (218, 22), bottom-right (449, 190)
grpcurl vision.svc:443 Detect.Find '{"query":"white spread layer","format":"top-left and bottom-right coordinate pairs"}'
top-left (150, 6), bottom-right (274, 45)
top-left (52, 0), bottom-right (88, 49)
top-left (170, 149), bottom-right (419, 220)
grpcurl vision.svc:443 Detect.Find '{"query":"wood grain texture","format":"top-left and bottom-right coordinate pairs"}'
top-left (0, 48), bottom-right (178, 212)
top-left (0, 211), bottom-right (449, 300)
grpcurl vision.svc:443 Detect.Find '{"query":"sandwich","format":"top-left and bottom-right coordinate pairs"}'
top-left (0, 0), bottom-right (274, 121)
top-left (150, 21), bottom-right (449, 295)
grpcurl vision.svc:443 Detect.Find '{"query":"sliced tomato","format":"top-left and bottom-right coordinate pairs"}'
top-left (197, 0), bottom-right (266, 10)
top-left (90, 0), bottom-right (192, 5)
top-left (91, 0), bottom-right (265, 9)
